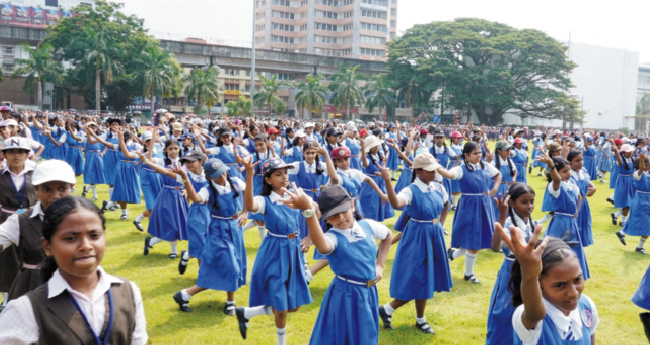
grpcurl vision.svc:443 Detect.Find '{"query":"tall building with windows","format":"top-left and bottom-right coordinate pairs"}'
top-left (254, 0), bottom-right (396, 61)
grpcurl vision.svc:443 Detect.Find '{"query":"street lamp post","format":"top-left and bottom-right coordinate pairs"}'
top-left (250, 0), bottom-right (256, 117)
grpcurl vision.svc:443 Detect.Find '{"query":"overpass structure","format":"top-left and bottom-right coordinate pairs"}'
top-left (0, 25), bottom-right (387, 76)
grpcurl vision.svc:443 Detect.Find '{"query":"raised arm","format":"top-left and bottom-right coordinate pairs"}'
top-left (379, 166), bottom-right (406, 209)
top-left (171, 167), bottom-right (203, 203)
top-left (243, 156), bottom-right (260, 213)
top-left (137, 152), bottom-right (176, 179)
top-left (87, 127), bottom-right (116, 149)
top-left (612, 144), bottom-right (623, 166)
top-left (278, 185), bottom-right (332, 255)
top-left (318, 146), bottom-right (339, 185)
top-left (193, 128), bottom-right (212, 155)
top-left (537, 153), bottom-right (561, 190)
top-left (360, 139), bottom-right (369, 168)
top-left (117, 130), bottom-right (137, 159)
top-left (491, 193), bottom-right (510, 251)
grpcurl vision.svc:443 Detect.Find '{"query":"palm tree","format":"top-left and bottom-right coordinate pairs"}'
top-left (134, 45), bottom-right (180, 114)
top-left (328, 63), bottom-right (366, 120)
top-left (254, 74), bottom-right (291, 115)
top-left (11, 43), bottom-right (63, 109)
top-left (0, 66), bottom-right (4, 83)
top-left (71, 28), bottom-right (123, 113)
top-left (396, 80), bottom-right (432, 119)
top-left (364, 74), bottom-right (396, 121)
top-left (294, 73), bottom-right (328, 119)
top-left (183, 67), bottom-right (220, 116)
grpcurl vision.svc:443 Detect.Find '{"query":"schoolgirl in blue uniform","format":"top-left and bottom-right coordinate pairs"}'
top-left (596, 135), bottom-right (612, 183)
top-left (378, 153), bottom-right (452, 335)
top-left (616, 153), bottom-right (650, 254)
top-left (77, 122), bottom-right (105, 200)
top-left (582, 136), bottom-right (598, 180)
top-left (436, 141), bottom-right (501, 284)
top-left (279, 185), bottom-right (392, 345)
top-left (323, 127), bottom-right (343, 158)
top-left (172, 158), bottom-right (247, 315)
top-left (289, 142), bottom-right (328, 240)
top-left (430, 131), bottom-right (456, 198)
top-left (235, 157), bottom-right (312, 345)
top-left (242, 124), bottom-right (260, 155)
top-left (611, 144), bottom-right (636, 226)
top-left (344, 125), bottom-right (362, 170)
top-left (131, 130), bottom-right (163, 232)
top-left (607, 138), bottom-right (623, 205)
top-left (495, 224), bottom-right (599, 345)
top-left (283, 130), bottom-right (306, 165)
top-left (568, 150), bottom-right (596, 247)
top-left (359, 135), bottom-right (395, 221)
top-left (448, 131), bottom-right (464, 210)
top-left (492, 141), bottom-right (517, 201)
top-left (537, 142), bottom-right (563, 225)
top-left (535, 153), bottom-right (590, 280)
top-left (44, 117), bottom-right (68, 161)
top-left (64, 121), bottom-right (84, 176)
top-left (531, 133), bottom-right (548, 175)
top-left (139, 136), bottom-right (188, 259)
top-left (385, 124), bottom-right (400, 178)
top-left (98, 118), bottom-right (121, 211)
top-left (390, 136), bottom-right (415, 194)
top-left (512, 138), bottom-right (528, 183)
top-left (487, 183), bottom-right (536, 345)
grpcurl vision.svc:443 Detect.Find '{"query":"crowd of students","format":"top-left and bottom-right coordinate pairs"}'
top-left (0, 106), bottom-right (649, 344)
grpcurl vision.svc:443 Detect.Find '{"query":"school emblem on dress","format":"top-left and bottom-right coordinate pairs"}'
top-left (581, 309), bottom-right (592, 327)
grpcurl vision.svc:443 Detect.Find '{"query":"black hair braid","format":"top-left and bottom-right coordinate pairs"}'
top-left (164, 150), bottom-right (171, 166)
top-left (507, 157), bottom-right (515, 177)
top-left (314, 154), bottom-right (324, 175)
top-left (209, 180), bottom-right (220, 210)
top-left (463, 157), bottom-right (474, 172)
top-left (411, 168), bottom-right (420, 183)
top-left (216, 136), bottom-right (224, 147)
top-left (226, 174), bottom-right (240, 198)
top-left (255, 151), bottom-right (261, 175)
top-left (621, 152), bottom-right (629, 171)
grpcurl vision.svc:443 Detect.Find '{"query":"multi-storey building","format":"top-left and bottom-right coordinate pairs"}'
top-left (254, 0), bottom-right (396, 61)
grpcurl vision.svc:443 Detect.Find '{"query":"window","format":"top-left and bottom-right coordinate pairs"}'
top-left (2, 64), bottom-right (14, 73)
top-left (342, 23), bottom-right (353, 31)
top-left (315, 22), bottom-right (338, 31)
top-left (225, 83), bottom-right (240, 91)
top-left (277, 74), bottom-right (293, 80)
top-left (272, 10), bottom-right (295, 19)
top-left (360, 48), bottom-right (385, 56)
top-left (360, 35), bottom-right (386, 44)
top-left (272, 35), bottom-right (295, 43)
top-left (316, 0), bottom-right (340, 6)
top-left (274, 0), bottom-right (291, 6)
top-left (362, 10), bottom-right (387, 19)
top-left (256, 12), bottom-right (266, 19)
top-left (255, 37), bottom-right (265, 44)
top-left (391, 20), bottom-right (396, 28)
top-left (315, 10), bottom-right (338, 19)
top-left (4, 47), bottom-right (13, 55)
top-left (391, 8), bottom-right (396, 16)
top-left (362, 0), bottom-right (387, 6)
top-left (361, 22), bottom-right (387, 32)
top-left (315, 35), bottom-right (338, 44)
top-left (273, 23), bottom-right (295, 31)
top-left (45, 0), bottom-right (58, 6)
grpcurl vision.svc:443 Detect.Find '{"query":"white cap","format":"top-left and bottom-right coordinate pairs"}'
top-left (552, 129), bottom-right (562, 135)
top-left (4, 119), bottom-right (18, 127)
top-left (363, 135), bottom-right (384, 153)
top-left (0, 119), bottom-right (6, 127)
top-left (142, 131), bottom-right (153, 142)
top-left (347, 124), bottom-right (358, 132)
top-left (1, 137), bottom-right (31, 152)
top-left (295, 130), bottom-right (307, 138)
top-left (32, 159), bottom-right (76, 186)
top-left (304, 122), bottom-right (315, 128)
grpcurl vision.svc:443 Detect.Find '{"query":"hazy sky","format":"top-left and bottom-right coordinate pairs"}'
top-left (121, 0), bottom-right (650, 62)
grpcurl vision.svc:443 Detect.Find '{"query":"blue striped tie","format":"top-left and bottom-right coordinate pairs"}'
top-left (565, 320), bottom-right (576, 340)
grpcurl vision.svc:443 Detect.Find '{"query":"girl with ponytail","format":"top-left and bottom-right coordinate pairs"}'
top-left (0, 196), bottom-right (148, 345)
top-left (492, 141), bottom-right (518, 207)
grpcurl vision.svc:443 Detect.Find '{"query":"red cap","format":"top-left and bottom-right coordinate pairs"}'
top-left (419, 128), bottom-right (428, 135)
top-left (267, 127), bottom-right (281, 135)
top-left (614, 139), bottom-right (623, 145)
top-left (359, 129), bottom-right (368, 137)
top-left (514, 138), bottom-right (524, 144)
top-left (331, 146), bottom-right (351, 159)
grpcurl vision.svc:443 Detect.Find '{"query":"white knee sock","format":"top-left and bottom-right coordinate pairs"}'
top-left (383, 303), bottom-right (396, 315)
top-left (243, 305), bottom-right (272, 319)
top-left (621, 215), bottom-right (628, 223)
top-left (391, 170), bottom-right (396, 179)
top-left (258, 226), bottom-right (267, 241)
top-left (149, 237), bottom-right (162, 246)
top-left (452, 248), bottom-right (466, 260)
top-left (170, 241), bottom-right (178, 255)
top-left (135, 213), bottom-right (145, 222)
top-left (121, 209), bottom-right (127, 216)
top-left (416, 316), bottom-right (427, 325)
top-left (180, 289), bottom-right (192, 301)
top-left (464, 252), bottom-right (478, 276)
top-left (91, 185), bottom-right (97, 198)
top-left (108, 187), bottom-right (113, 200)
top-left (276, 326), bottom-right (287, 345)
top-left (242, 221), bottom-right (257, 232)
top-left (451, 195), bottom-right (458, 207)
top-left (639, 238), bottom-right (647, 249)
top-left (182, 251), bottom-right (190, 261)
top-left (615, 210), bottom-right (623, 218)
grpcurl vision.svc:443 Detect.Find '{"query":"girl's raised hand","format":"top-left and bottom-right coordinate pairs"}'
top-left (278, 183), bottom-right (314, 211)
top-left (242, 156), bottom-right (258, 172)
top-left (535, 152), bottom-right (553, 166)
top-left (316, 146), bottom-right (328, 157)
top-left (494, 192), bottom-right (510, 216)
top-left (169, 165), bottom-right (188, 180)
top-left (495, 223), bottom-right (548, 277)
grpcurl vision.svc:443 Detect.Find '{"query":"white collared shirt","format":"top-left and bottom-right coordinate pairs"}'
top-left (570, 168), bottom-right (588, 182)
top-left (208, 144), bottom-right (249, 157)
top-left (0, 201), bottom-right (44, 249)
top-left (448, 161), bottom-right (500, 180)
top-left (288, 160), bottom-right (326, 175)
top-left (634, 170), bottom-right (650, 180)
top-left (197, 177), bottom-right (245, 202)
top-left (320, 219), bottom-right (389, 254)
top-left (432, 144), bottom-right (457, 158)
top-left (252, 191), bottom-right (286, 215)
top-left (512, 295), bottom-right (598, 345)
top-left (0, 267), bottom-right (148, 345)
top-left (2, 162), bottom-right (35, 189)
top-left (548, 179), bottom-right (580, 198)
top-left (396, 178), bottom-right (448, 205)
top-left (332, 168), bottom-right (365, 187)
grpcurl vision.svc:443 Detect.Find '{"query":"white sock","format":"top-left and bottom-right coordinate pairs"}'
top-left (135, 213), bottom-right (145, 222)
top-left (258, 226), bottom-right (267, 241)
top-left (182, 251), bottom-right (190, 261)
top-left (621, 216), bottom-right (628, 223)
top-left (416, 316), bottom-right (427, 325)
top-left (383, 303), bottom-right (395, 315)
top-left (305, 269), bottom-right (313, 283)
top-left (1, 292), bottom-right (7, 307)
top-left (243, 221), bottom-right (257, 232)
top-left (464, 252), bottom-right (478, 276)
top-left (149, 237), bottom-right (162, 246)
top-left (170, 241), bottom-right (178, 255)
top-left (451, 195), bottom-right (457, 207)
top-left (615, 210), bottom-right (623, 218)
top-left (91, 185), bottom-right (97, 198)
top-left (452, 248), bottom-right (466, 260)
top-left (610, 193), bottom-right (615, 199)
top-left (180, 289), bottom-right (191, 301)
top-left (121, 209), bottom-right (127, 216)
top-left (276, 326), bottom-right (287, 345)
top-left (243, 305), bottom-right (272, 319)
top-left (391, 170), bottom-right (396, 179)
top-left (108, 187), bottom-right (113, 200)
top-left (639, 238), bottom-right (647, 249)
top-left (227, 300), bottom-right (236, 305)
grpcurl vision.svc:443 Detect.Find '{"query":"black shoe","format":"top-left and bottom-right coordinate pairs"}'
top-left (611, 213), bottom-right (618, 225)
top-left (144, 236), bottom-right (152, 255)
top-left (640, 312), bottom-right (650, 342)
top-left (620, 221), bottom-right (626, 227)
top-left (391, 178), bottom-right (397, 181)
top-left (415, 321), bottom-right (436, 335)
top-left (172, 291), bottom-right (193, 312)
top-left (133, 220), bottom-right (143, 232)
top-left (178, 250), bottom-right (188, 275)
top-left (464, 274), bottom-right (480, 284)
top-left (528, 165), bottom-right (532, 174)
top-left (100, 200), bottom-right (108, 214)
top-left (81, 186), bottom-right (88, 197)
top-left (168, 253), bottom-right (178, 259)
top-left (224, 302), bottom-right (236, 316)
top-left (235, 307), bottom-right (249, 339)
top-left (120, 214), bottom-right (128, 220)
top-left (615, 231), bottom-right (627, 246)
top-left (378, 306), bottom-right (394, 330)
top-left (606, 197), bottom-right (615, 205)
top-left (637, 247), bottom-right (648, 255)
top-left (447, 247), bottom-right (456, 261)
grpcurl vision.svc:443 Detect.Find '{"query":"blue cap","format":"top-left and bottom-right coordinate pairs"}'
top-left (203, 158), bottom-right (230, 179)
top-left (388, 123), bottom-right (395, 128)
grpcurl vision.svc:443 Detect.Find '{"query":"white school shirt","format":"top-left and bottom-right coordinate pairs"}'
top-left (432, 144), bottom-right (458, 158)
top-left (319, 219), bottom-right (390, 254)
top-left (0, 202), bottom-right (44, 249)
top-left (207, 144), bottom-right (249, 157)
top-left (332, 168), bottom-right (365, 187)
top-left (51, 126), bottom-right (67, 143)
top-left (252, 190), bottom-right (286, 215)
top-left (197, 177), bottom-right (246, 202)
top-left (1, 161), bottom-right (35, 190)
top-left (512, 295), bottom-right (598, 345)
top-left (287, 160), bottom-right (327, 175)
top-left (634, 170), bottom-right (650, 180)
top-left (283, 146), bottom-right (302, 156)
top-left (447, 161), bottom-right (500, 180)
top-left (0, 267), bottom-right (148, 345)
top-left (547, 180), bottom-right (580, 199)
top-left (396, 178), bottom-right (449, 205)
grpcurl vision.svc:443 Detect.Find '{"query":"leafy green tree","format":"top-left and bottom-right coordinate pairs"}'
top-left (11, 43), bottom-right (64, 109)
top-left (328, 63), bottom-right (366, 120)
top-left (0, 66), bottom-right (4, 83)
top-left (226, 99), bottom-right (241, 116)
top-left (237, 96), bottom-right (253, 116)
top-left (386, 18), bottom-right (576, 125)
top-left (364, 74), bottom-right (396, 121)
top-left (183, 67), bottom-right (220, 116)
top-left (254, 75), bottom-right (291, 115)
top-left (134, 45), bottom-right (181, 115)
top-left (294, 73), bottom-right (328, 119)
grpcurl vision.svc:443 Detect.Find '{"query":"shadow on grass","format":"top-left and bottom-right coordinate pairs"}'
top-left (147, 299), bottom-right (231, 338)
top-left (111, 251), bottom-right (185, 272)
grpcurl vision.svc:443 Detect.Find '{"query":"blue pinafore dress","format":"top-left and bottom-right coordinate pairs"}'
top-left (249, 195), bottom-right (312, 311)
top-left (512, 149), bottom-right (528, 183)
top-left (431, 146), bottom-right (453, 197)
top-left (83, 140), bottom-right (106, 185)
top-left (450, 164), bottom-right (496, 250)
top-left (48, 127), bottom-right (68, 161)
top-left (386, 132), bottom-right (399, 170)
top-left (486, 217), bottom-right (533, 345)
top-left (295, 162), bottom-right (328, 240)
top-left (30, 124), bottom-right (42, 146)
top-left (609, 153), bottom-right (621, 190)
top-left (186, 172), bottom-right (210, 258)
top-left (147, 165), bottom-right (189, 241)
top-left (102, 133), bottom-right (120, 186)
top-left (544, 181), bottom-right (590, 280)
top-left (583, 145), bottom-right (598, 180)
top-left (597, 142), bottom-right (612, 172)
top-left (531, 138), bottom-right (545, 168)
top-left (360, 154), bottom-right (395, 221)
top-left (571, 169), bottom-right (593, 247)
top-left (390, 184), bottom-right (452, 301)
top-left (215, 145), bottom-right (245, 210)
top-left (309, 221), bottom-right (380, 345)
top-left (345, 138), bottom-right (362, 171)
top-left (140, 146), bottom-right (163, 210)
top-left (449, 145), bottom-right (463, 193)
top-left (514, 295), bottom-right (594, 345)
top-left (394, 153), bottom-right (413, 194)
top-left (248, 152), bottom-right (270, 222)
top-left (622, 172), bottom-right (650, 237)
top-left (197, 184), bottom-right (247, 292)
top-left (494, 157), bottom-right (514, 200)
top-left (614, 157), bottom-right (635, 209)
top-left (337, 170), bottom-right (363, 215)
top-left (110, 142), bottom-right (141, 204)
top-left (64, 133), bottom-right (84, 175)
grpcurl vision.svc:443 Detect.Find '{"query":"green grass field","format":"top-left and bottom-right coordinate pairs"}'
top-left (75, 159), bottom-right (648, 344)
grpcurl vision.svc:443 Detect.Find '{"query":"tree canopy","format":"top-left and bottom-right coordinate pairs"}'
top-left (386, 18), bottom-right (577, 125)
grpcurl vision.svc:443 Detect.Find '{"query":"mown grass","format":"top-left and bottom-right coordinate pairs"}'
top-left (70, 148), bottom-right (649, 344)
